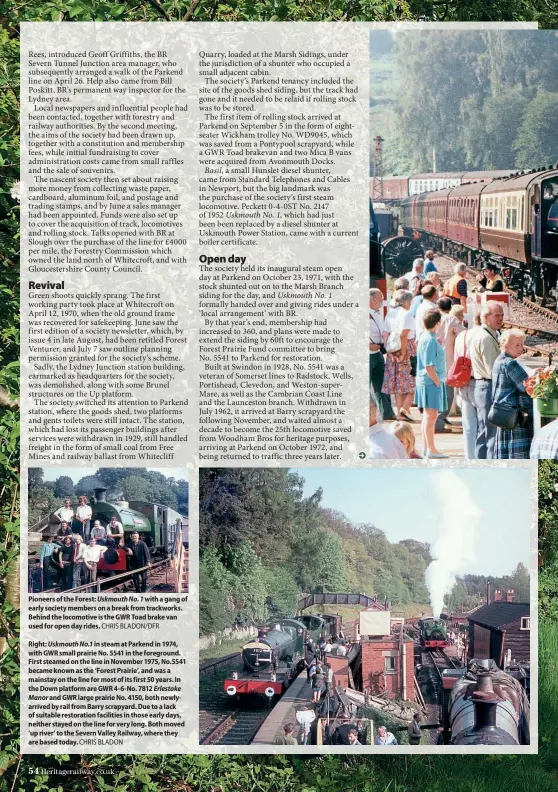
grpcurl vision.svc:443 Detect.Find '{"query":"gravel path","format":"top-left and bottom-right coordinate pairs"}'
top-left (434, 256), bottom-right (558, 359)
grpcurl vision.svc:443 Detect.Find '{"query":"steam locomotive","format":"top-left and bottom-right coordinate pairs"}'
top-left (445, 660), bottom-right (530, 745)
top-left (51, 486), bottom-right (185, 551)
top-left (370, 198), bottom-right (423, 291)
top-left (419, 617), bottom-right (449, 649)
top-left (224, 614), bottom-right (339, 700)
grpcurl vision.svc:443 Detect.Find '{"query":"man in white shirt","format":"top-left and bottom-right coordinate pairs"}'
top-left (82, 538), bottom-right (106, 584)
top-left (56, 499), bottom-right (74, 528)
top-left (470, 302), bottom-right (504, 458)
top-left (414, 284), bottom-right (438, 341)
top-left (337, 643), bottom-right (348, 657)
top-left (369, 393), bottom-right (408, 460)
top-left (403, 258), bottom-right (425, 293)
top-left (369, 288), bottom-right (396, 421)
top-left (75, 496), bottom-right (92, 540)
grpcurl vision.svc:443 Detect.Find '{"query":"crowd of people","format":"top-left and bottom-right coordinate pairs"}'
top-left (369, 252), bottom-right (545, 460)
top-left (35, 498), bottom-right (152, 593)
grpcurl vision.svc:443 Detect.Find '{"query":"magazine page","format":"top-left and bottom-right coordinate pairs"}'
top-left (0, 8), bottom-right (555, 788)
top-left (20, 19), bottom-right (371, 755)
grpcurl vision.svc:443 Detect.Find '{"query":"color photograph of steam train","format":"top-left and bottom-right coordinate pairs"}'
top-left (27, 467), bottom-right (188, 594)
top-left (199, 466), bottom-right (534, 750)
top-left (369, 30), bottom-right (558, 461)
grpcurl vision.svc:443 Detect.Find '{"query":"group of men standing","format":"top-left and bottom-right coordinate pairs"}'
top-left (37, 497), bottom-right (152, 593)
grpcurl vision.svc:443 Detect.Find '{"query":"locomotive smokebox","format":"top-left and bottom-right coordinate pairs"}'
top-left (94, 486), bottom-right (108, 503)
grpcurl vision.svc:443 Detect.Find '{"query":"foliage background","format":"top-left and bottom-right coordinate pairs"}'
top-left (0, 6), bottom-right (556, 792)
top-left (370, 29), bottom-right (558, 175)
top-left (198, 467), bottom-right (530, 636)
top-left (27, 467), bottom-right (189, 527)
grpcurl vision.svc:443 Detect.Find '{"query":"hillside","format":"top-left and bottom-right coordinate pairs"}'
top-left (370, 29), bottom-right (558, 175)
top-left (199, 468), bottom-right (528, 636)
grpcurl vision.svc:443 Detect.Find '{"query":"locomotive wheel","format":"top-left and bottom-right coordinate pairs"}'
top-left (383, 236), bottom-right (424, 279)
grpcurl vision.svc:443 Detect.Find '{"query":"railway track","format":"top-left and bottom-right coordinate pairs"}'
top-left (435, 256), bottom-right (558, 361)
top-left (418, 648), bottom-right (459, 720)
top-left (201, 707), bottom-right (270, 746)
top-left (199, 687), bottom-right (274, 746)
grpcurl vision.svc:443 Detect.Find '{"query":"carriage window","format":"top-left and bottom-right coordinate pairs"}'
top-left (505, 196), bottom-right (519, 230)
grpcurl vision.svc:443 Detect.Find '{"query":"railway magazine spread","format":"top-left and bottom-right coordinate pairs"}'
top-left (5, 13), bottom-right (555, 787)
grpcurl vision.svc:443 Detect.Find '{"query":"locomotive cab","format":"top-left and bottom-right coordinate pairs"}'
top-left (540, 178), bottom-right (558, 260)
top-left (370, 199), bottom-right (387, 295)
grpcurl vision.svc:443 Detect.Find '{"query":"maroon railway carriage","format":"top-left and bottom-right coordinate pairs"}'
top-left (479, 169), bottom-right (558, 265)
top-left (418, 188), bottom-right (451, 242)
top-left (447, 181), bottom-right (484, 252)
top-left (400, 167), bottom-right (558, 302)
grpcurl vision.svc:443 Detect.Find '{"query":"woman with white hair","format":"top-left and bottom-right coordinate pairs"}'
top-left (490, 329), bottom-right (533, 459)
top-left (381, 289), bottom-right (416, 423)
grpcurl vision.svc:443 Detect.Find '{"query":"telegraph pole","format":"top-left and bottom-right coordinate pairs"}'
top-left (372, 135), bottom-right (384, 201)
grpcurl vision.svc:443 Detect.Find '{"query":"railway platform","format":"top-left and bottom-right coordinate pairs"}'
top-left (404, 409), bottom-right (464, 458)
top-left (251, 671), bottom-right (314, 745)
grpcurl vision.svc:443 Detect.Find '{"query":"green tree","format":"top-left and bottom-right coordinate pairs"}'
top-left (265, 567), bottom-right (300, 619)
top-left (53, 475), bottom-right (75, 498)
top-left (226, 542), bottom-right (268, 627)
top-left (199, 548), bottom-right (233, 635)
top-left (514, 92), bottom-right (558, 168)
top-left (538, 460), bottom-right (558, 566)
top-left (118, 475), bottom-right (151, 502)
top-left (27, 486), bottom-right (59, 529)
top-left (462, 89), bottom-right (529, 169)
top-left (27, 468), bottom-right (43, 491)
top-left (9, 0), bottom-right (558, 25)
top-left (175, 479), bottom-right (189, 513)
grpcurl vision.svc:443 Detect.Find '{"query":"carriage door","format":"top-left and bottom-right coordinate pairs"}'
top-left (531, 184), bottom-right (541, 259)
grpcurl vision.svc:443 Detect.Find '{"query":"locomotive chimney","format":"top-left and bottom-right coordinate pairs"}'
top-left (257, 626), bottom-right (269, 641)
top-left (471, 672), bottom-right (499, 732)
top-left (94, 486), bottom-right (108, 503)
top-left (486, 581), bottom-right (491, 605)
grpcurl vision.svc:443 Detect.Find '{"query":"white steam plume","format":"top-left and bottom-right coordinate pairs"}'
top-left (425, 471), bottom-right (484, 618)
